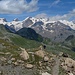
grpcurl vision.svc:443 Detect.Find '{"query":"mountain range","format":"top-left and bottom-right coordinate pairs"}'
top-left (0, 17), bottom-right (75, 42)
top-left (0, 18), bottom-right (75, 75)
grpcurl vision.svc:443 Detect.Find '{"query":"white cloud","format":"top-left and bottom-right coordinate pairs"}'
top-left (35, 9), bottom-right (75, 21)
top-left (50, 0), bottom-right (61, 8)
top-left (0, 0), bottom-right (39, 14)
top-left (49, 9), bottom-right (75, 21)
top-left (35, 13), bottom-right (48, 18)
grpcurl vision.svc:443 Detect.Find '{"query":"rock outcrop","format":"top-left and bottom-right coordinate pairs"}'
top-left (61, 58), bottom-right (75, 74)
top-left (44, 56), bottom-right (49, 62)
top-left (25, 64), bottom-right (33, 69)
top-left (20, 48), bottom-right (29, 60)
top-left (35, 50), bottom-right (46, 58)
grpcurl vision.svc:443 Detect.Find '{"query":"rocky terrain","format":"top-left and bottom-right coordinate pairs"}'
top-left (0, 44), bottom-right (75, 75)
top-left (0, 19), bottom-right (75, 75)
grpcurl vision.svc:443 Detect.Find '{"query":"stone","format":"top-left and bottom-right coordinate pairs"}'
top-left (59, 52), bottom-right (63, 56)
top-left (1, 57), bottom-right (6, 62)
top-left (62, 65), bottom-right (68, 71)
top-left (44, 56), bottom-right (49, 62)
top-left (13, 62), bottom-right (18, 66)
top-left (17, 60), bottom-right (24, 63)
top-left (5, 52), bottom-right (11, 55)
top-left (20, 48), bottom-right (29, 60)
top-left (68, 73), bottom-right (74, 75)
top-left (35, 50), bottom-right (46, 58)
top-left (65, 58), bottom-right (75, 68)
top-left (0, 71), bottom-right (2, 74)
top-left (61, 62), bottom-right (64, 66)
top-left (11, 58), bottom-right (15, 61)
top-left (42, 72), bottom-right (51, 75)
top-left (62, 58), bottom-right (75, 73)
top-left (39, 61), bottom-right (42, 66)
top-left (25, 64), bottom-right (33, 69)
top-left (7, 60), bottom-right (12, 64)
top-left (46, 66), bottom-right (51, 71)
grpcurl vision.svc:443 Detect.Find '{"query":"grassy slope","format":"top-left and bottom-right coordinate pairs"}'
top-left (10, 34), bottom-right (41, 49)
top-left (0, 24), bottom-right (41, 59)
top-left (46, 42), bottom-right (75, 59)
top-left (0, 24), bottom-right (75, 59)
top-left (0, 24), bottom-right (41, 49)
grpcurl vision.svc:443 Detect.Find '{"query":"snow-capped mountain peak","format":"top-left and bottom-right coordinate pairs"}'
top-left (0, 18), bottom-right (7, 25)
top-left (0, 17), bottom-right (75, 42)
top-left (0, 18), bottom-right (7, 22)
top-left (13, 18), bottom-right (19, 21)
top-left (59, 20), bottom-right (75, 30)
top-left (0, 17), bottom-right (75, 32)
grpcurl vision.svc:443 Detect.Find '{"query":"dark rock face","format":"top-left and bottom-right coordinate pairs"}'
top-left (16, 27), bottom-right (43, 42)
top-left (5, 25), bottom-right (16, 33)
top-left (13, 18), bottom-right (19, 21)
top-left (65, 35), bottom-right (74, 41)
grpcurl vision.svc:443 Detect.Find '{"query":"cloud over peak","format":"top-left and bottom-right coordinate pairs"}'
top-left (35, 9), bottom-right (75, 21)
top-left (35, 13), bottom-right (48, 18)
top-left (0, 0), bottom-right (39, 14)
top-left (50, 0), bottom-right (61, 8)
top-left (49, 9), bottom-right (75, 21)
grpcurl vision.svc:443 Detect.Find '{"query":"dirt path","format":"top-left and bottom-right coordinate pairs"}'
top-left (52, 56), bottom-right (60, 75)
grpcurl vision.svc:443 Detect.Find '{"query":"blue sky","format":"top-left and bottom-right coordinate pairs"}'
top-left (0, 0), bottom-right (75, 21)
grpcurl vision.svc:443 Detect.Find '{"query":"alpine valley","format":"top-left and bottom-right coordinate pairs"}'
top-left (0, 17), bottom-right (75, 75)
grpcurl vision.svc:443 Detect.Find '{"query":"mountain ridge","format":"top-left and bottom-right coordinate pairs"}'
top-left (0, 17), bottom-right (75, 30)
top-left (0, 17), bottom-right (75, 42)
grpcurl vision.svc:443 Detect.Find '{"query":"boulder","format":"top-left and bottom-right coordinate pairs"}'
top-left (5, 52), bottom-right (11, 55)
top-left (20, 48), bottom-right (29, 60)
top-left (1, 57), bottom-right (6, 62)
top-left (25, 64), bottom-right (33, 69)
top-left (35, 50), bottom-right (46, 58)
top-left (62, 58), bottom-right (75, 73)
top-left (39, 61), bottom-right (42, 66)
top-left (62, 65), bottom-right (68, 71)
top-left (46, 66), bottom-right (51, 71)
top-left (64, 58), bottom-right (75, 68)
top-left (11, 58), bottom-right (15, 61)
top-left (13, 62), bottom-right (18, 66)
top-left (17, 60), bottom-right (24, 63)
top-left (0, 71), bottom-right (2, 75)
top-left (42, 72), bottom-right (51, 75)
top-left (59, 52), bottom-right (63, 56)
top-left (68, 73), bottom-right (73, 75)
top-left (44, 56), bottom-right (49, 62)
top-left (7, 60), bottom-right (12, 64)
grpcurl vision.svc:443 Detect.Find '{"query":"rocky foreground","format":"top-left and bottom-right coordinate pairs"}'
top-left (0, 46), bottom-right (75, 75)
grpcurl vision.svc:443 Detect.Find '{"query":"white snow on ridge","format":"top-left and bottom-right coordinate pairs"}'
top-left (7, 21), bottom-right (23, 31)
top-left (0, 17), bottom-right (75, 31)
top-left (0, 18), bottom-right (7, 25)
top-left (59, 20), bottom-right (75, 30)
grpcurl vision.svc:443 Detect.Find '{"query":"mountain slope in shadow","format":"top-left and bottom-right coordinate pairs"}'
top-left (16, 27), bottom-right (43, 42)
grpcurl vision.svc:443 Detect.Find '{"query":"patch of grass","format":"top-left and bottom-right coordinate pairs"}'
top-left (46, 44), bottom-right (75, 59)
top-left (10, 35), bottom-right (41, 49)
top-left (0, 38), bottom-right (21, 59)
